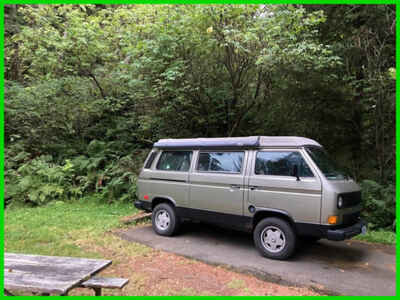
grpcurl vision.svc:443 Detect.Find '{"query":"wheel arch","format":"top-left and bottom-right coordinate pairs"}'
top-left (151, 196), bottom-right (177, 210)
top-left (252, 209), bottom-right (296, 232)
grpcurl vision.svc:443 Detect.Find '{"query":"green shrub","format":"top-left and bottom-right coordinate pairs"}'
top-left (6, 155), bottom-right (84, 206)
top-left (72, 140), bottom-right (139, 203)
top-left (5, 140), bottom-right (141, 207)
top-left (353, 229), bottom-right (396, 245)
top-left (360, 179), bottom-right (395, 230)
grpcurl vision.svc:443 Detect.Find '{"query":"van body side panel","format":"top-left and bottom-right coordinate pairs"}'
top-left (247, 149), bottom-right (322, 224)
top-left (188, 151), bottom-right (248, 216)
top-left (136, 174), bottom-right (150, 202)
top-left (189, 173), bottom-right (244, 215)
top-left (136, 151), bottom-right (162, 203)
top-left (146, 170), bottom-right (190, 207)
top-left (248, 177), bottom-right (321, 223)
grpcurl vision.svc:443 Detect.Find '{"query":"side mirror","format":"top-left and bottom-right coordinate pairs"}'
top-left (292, 165), bottom-right (300, 181)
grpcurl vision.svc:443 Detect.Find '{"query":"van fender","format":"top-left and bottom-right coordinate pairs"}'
top-left (151, 195), bottom-right (177, 208)
top-left (252, 207), bottom-right (296, 228)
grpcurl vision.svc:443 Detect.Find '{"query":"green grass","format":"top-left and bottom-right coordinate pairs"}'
top-left (353, 230), bottom-right (396, 245)
top-left (4, 197), bottom-right (136, 258)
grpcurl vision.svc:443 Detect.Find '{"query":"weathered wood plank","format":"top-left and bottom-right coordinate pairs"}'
top-left (5, 253), bottom-right (111, 271)
top-left (81, 277), bottom-right (129, 289)
top-left (4, 269), bottom-right (76, 294)
top-left (4, 253), bottom-right (112, 295)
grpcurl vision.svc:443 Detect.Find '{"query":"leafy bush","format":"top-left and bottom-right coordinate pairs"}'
top-left (5, 140), bottom-right (142, 207)
top-left (70, 140), bottom-right (139, 203)
top-left (5, 78), bottom-right (109, 158)
top-left (360, 179), bottom-right (395, 230)
top-left (6, 155), bottom-right (83, 206)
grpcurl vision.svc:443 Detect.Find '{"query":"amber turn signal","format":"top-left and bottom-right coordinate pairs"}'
top-left (328, 216), bottom-right (338, 224)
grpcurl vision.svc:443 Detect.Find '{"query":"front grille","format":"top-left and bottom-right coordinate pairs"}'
top-left (342, 211), bottom-right (360, 226)
top-left (340, 191), bottom-right (362, 208)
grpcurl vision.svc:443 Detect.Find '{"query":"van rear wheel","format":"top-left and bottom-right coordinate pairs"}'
top-left (253, 217), bottom-right (296, 260)
top-left (152, 203), bottom-right (180, 236)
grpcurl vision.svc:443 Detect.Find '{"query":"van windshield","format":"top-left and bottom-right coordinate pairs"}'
top-left (305, 147), bottom-right (347, 180)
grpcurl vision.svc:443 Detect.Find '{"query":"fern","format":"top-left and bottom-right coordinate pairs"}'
top-left (5, 140), bottom-right (141, 207)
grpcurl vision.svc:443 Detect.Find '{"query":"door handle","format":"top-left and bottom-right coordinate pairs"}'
top-left (249, 186), bottom-right (257, 190)
top-left (231, 185), bottom-right (241, 189)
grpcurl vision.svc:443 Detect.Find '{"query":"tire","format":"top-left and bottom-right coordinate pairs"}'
top-left (152, 203), bottom-right (180, 236)
top-left (253, 217), bottom-right (296, 260)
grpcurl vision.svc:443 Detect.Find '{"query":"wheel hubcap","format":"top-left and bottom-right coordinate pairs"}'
top-left (261, 226), bottom-right (286, 253)
top-left (155, 210), bottom-right (170, 230)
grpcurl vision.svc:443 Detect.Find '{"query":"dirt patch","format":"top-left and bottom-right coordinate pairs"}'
top-left (120, 212), bottom-right (152, 225)
top-left (70, 230), bottom-right (319, 296)
top-left (348, 240), bottom-right (396, 255)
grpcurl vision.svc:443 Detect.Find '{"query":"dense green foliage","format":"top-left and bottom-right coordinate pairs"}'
top-left (360, 180), bottom-right (395, 230)
top-left (4, 5), bottom-right (395, 229)
top-left (5, 140), bottom-right (144, 207)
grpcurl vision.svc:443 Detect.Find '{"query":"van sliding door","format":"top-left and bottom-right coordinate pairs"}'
top-left (189, 151), bottom-right (247, 216)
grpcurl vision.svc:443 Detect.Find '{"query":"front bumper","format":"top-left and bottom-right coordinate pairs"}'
top-left (326, 220), bottom-right (367, 241)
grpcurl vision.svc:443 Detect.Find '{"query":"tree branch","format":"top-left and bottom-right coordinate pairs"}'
top-left (88, 72), bottom-right (106, 99)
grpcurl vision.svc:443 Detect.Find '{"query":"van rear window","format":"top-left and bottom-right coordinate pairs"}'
top-left (144, 151), bottom-right (158, 169)
top-left (156, 151), bottom-right (192, 171)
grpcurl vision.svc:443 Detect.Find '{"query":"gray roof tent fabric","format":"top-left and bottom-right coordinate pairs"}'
top-left (153, 136), bottom-right (321, 149)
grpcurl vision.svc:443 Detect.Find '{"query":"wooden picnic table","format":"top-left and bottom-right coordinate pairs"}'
top-left (4, 252), bottom-right (112, 296)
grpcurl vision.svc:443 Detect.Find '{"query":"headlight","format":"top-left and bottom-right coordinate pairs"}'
top-left (337, 196), bottom-right (343, 209)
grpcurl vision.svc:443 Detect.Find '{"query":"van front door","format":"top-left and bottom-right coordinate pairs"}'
top-left (247, 150), bottom-right (322, 224)
top-left (189, 151), bottom-right (247, 217)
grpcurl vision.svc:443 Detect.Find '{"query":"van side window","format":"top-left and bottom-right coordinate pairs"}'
top-left (156, 151), bottom-right (192, 171)
top-left (255, 151), bottom-right (314, 177)
top-left (197, 152), bottom-right (244, 173)
top-left (144, 151), bottom-right (158, 169)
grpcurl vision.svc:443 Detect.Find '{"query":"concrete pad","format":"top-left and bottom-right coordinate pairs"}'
top-left (117, 223), bottom-right (396, 296)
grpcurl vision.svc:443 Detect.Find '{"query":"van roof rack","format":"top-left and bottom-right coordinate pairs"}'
top-left (153, 136), bottom-right (321, 149)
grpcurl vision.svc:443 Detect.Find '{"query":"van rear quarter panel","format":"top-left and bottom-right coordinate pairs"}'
top-left (143, 170), bottom-right (190, 207)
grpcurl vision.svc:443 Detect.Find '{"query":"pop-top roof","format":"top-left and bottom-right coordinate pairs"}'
top-left (153, 136), bottom-right (321, 149)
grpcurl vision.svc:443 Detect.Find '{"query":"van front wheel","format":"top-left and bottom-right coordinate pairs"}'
top-left (253, 218), bottom-right (296, 260)
top-left (152, 203), bottom-right (180, 236)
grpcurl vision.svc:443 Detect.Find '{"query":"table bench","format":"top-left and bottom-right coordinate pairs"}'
top-left (4, 253), bottom-right (129, 296)
top-left (80, 277), bottom-right (129, 296)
